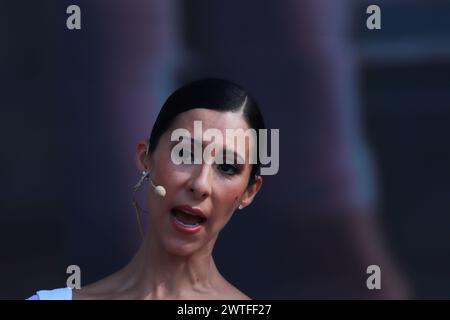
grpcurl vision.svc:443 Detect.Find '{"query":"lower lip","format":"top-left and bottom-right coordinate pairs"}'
top-left (170, 214), bottom-right (203, 234)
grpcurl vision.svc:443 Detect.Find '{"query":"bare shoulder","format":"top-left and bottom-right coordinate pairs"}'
top-left (226, 288), bottom-right (251, 300)
top-left (72, 271), bottom-right (127, 300)
top-left (215, 277), bottom-right (251, 300)
top-left (72, 280), bottom-right (109, 300)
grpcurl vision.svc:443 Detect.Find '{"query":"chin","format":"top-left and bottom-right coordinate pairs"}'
top-left (161, 237), bottom-right (206, 257)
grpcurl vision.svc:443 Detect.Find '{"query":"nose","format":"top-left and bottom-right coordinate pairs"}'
top-left (187, 164), bottom-right (212, 200)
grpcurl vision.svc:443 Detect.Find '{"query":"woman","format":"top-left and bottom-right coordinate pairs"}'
top-left (28, 78), bottom-right (265, 300)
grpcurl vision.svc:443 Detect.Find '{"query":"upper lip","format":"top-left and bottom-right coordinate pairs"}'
top-left (172, 204), bottom-right (207, 220)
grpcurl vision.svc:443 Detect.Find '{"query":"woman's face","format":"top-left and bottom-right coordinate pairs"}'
top-left (140, 108), bottom-right (262, 256)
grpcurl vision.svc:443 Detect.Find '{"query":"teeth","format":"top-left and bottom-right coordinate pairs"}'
top-left (174, 217), bottom-right (199, 228)
top-left (180, 210), bottom-right (197, 217)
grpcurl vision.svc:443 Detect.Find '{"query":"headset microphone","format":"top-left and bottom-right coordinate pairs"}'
top-left (149, 176), bottom-right (166, 197)
top-left (133, 170), bottom-right (166, 197)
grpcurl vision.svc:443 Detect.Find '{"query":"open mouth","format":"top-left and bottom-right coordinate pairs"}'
top-left (170, 208), bottom-right (207, 229)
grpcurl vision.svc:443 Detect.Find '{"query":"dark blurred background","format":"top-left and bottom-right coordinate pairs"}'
top-left (1, 0), bottom-right (449, 299)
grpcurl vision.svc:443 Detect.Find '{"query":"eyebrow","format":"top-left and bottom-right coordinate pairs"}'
top-left (175, 136), bottom-right (246, 164)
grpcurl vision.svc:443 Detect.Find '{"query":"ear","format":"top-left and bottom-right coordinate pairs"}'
top-left (238, 175), bottom-right (263, 209)
top-left (136, 140), bottom-right (151, 172)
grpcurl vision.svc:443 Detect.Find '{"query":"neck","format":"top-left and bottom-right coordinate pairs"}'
top-left (122, 232), bottom-right (221, 299)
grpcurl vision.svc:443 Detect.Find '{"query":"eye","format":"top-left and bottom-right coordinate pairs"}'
top-left (179, 148), bottom-right (195, 161)
top-left (217, 164), bottom-right (239, 175)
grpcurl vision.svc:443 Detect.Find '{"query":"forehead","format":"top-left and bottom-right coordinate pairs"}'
top-left (171, 108), bottom-right (250, 133)
top-left (167, 108), bottom-right (255, 159)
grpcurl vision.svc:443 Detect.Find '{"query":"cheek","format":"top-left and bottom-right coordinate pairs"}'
top-left (213, 181), bottom-right (243, 212)
top-left (153, 148), bottom-right (182, 185)
top-left (206, 188), bottom-right (241, 234)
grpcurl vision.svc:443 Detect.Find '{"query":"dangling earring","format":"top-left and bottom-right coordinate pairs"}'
top-left (134, 170), bottom-right (149, 192)
top-left (132, 170), bottom-right (150, 239)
